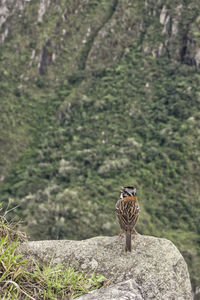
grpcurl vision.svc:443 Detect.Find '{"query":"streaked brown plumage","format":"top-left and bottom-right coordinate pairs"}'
top-left (115, 186), bottom-right (140, 252)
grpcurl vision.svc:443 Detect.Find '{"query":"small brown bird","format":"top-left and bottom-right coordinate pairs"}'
top-left (115, 186), bottom-right (140, 252)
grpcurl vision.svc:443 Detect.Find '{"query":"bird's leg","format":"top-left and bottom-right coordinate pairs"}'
top-left (119, 230), bottom-right (124, 239)
top-left (133, 228), bottom-right (139, 237)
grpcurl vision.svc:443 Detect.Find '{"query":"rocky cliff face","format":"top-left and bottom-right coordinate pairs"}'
top-left (0, 0), bottom-right (200, 172)
top-left (1, 0), bottom-right (200, 70)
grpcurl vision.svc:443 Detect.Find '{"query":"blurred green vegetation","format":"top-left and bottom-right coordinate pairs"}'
top-left (0, 0), bottom-right (200, 296)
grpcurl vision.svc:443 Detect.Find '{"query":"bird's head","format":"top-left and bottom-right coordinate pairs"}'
top-left (120, 186), bottom-right (137, 198)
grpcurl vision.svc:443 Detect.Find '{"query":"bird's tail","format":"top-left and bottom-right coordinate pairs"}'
top-left (125, 229), bottom-right (131, 252)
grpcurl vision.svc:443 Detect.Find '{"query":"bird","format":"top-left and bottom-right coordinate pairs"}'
top-left (115, 186), bottom-right (140, 252)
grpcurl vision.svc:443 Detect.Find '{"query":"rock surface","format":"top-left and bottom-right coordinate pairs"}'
top-left (19, 235), bottom-right (192, 299)
top-left (77, 279), bottom-right (144, 300)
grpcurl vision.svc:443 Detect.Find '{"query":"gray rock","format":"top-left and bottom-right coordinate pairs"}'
top-left (76, 279), bottom-right (144, 300)
top-left (19, 235), bottom-right (192, 299)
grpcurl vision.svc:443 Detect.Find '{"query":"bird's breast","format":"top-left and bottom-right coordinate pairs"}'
top-left (122, 196), bottom-right (138, 201)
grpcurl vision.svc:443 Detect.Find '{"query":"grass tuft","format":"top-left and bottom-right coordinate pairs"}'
top-left (0, 210), bottom-right (106, 299)
top-left (0, 206), bottom-right (27, 243)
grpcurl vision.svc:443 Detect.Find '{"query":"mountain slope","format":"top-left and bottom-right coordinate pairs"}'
top-left (0, 0), bottom-right (200, 296)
